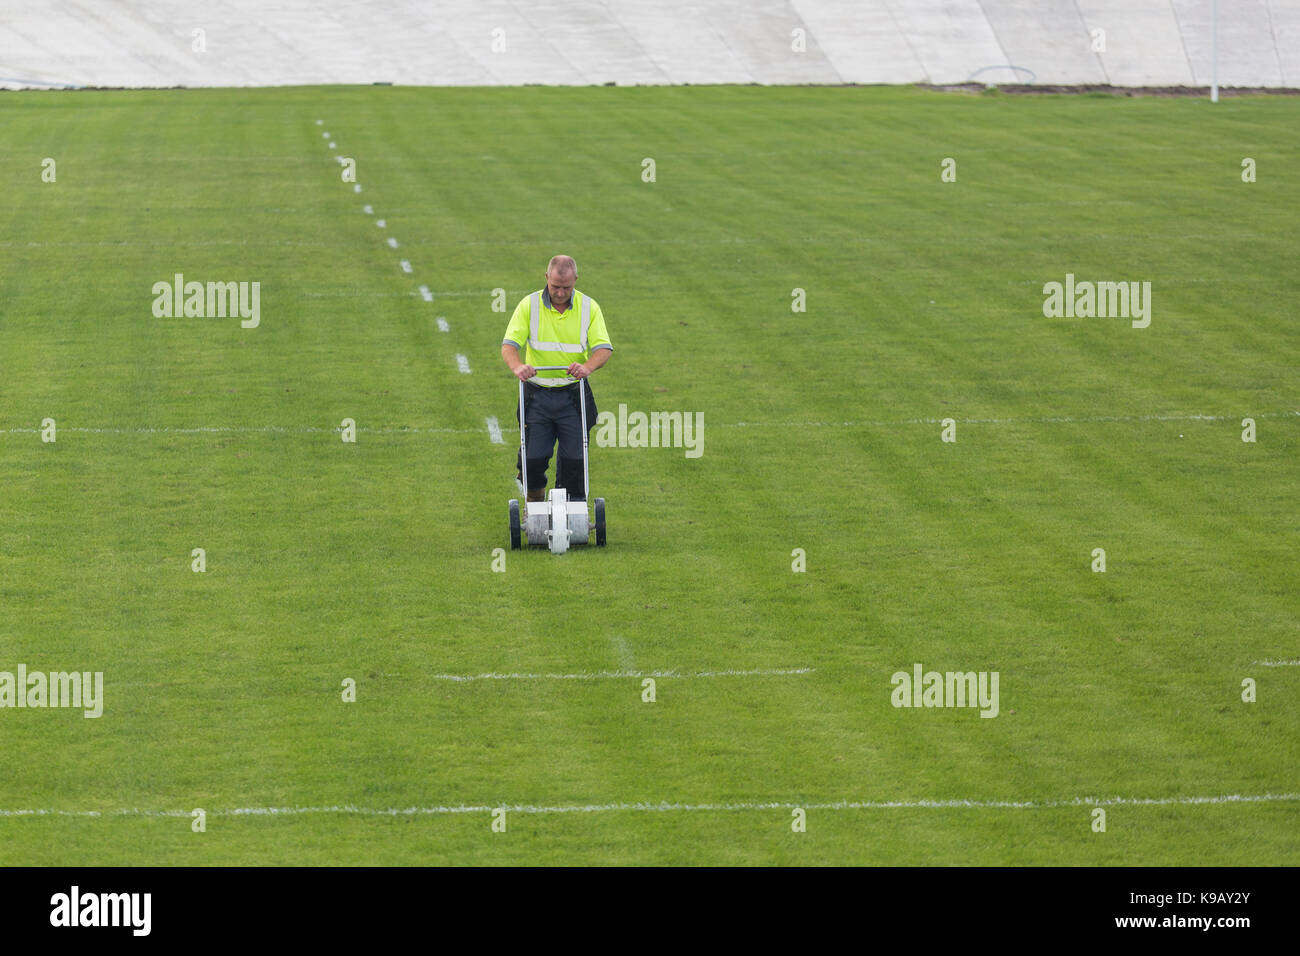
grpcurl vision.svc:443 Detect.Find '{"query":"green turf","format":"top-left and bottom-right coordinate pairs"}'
top-left (0, 84), bottom-right (1296, 865)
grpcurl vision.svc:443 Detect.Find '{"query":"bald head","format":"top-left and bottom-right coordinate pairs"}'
top-left (544, 255), bottom-right (577, 311)
top-left (547, 255), bottom-right (577, 279)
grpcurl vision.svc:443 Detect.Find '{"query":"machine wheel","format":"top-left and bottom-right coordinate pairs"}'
top-left (509, 499), bottom-right (521, 550)
top-left (594, 498), bottom-right (606, 547)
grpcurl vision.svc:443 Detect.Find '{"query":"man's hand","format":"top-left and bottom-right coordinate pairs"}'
top-left (567, 363), bottom-right (590, 379)
top-left (502, 343), bottom-right (535, 381)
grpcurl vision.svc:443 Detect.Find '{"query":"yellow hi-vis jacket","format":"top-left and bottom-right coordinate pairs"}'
top-left (503, 289), bottom-right (613, 387)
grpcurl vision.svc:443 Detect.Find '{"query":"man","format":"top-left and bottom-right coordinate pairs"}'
top-left (501, 255), bottom-right (612, 502)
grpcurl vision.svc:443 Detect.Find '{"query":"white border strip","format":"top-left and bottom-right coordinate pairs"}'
top-left (1253, 659), bottom-right (1300, 666)
top-left (3, 793), bottom-right (1296, 820)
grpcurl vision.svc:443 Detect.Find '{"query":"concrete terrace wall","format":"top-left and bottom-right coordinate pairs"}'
top-left (1, 0), bottom-right (1295, 90)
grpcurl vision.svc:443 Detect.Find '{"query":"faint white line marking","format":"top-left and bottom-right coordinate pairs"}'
top-left (399, 260), bottom-right (412, 273)
top-left (456, 354), bottom-right (471, 374)
top-left (4, 413), bottom-right (1295, 439)
top-left (387, 237), bottom-right (399, 249)
top-left (363, 204), bottom-right (373, 214)
top-left (0, 426), bottom-right (478, 436)
top-left (376, 219), bottom-right (385, 228)
top-left (418, 285), bottom-right (432, 301)
top-left (724, 411), bottom-right (1299, 429)
top-left (610, 636), bottom-right (636, 672)
top-left (3, 793), bottom-right (1295, 820)
top-left (1253, 660), bottom-right (1300, 666)
top-left (435, 317), bottom-right (449, 332)
top-left (430, 668), bottom-right (815, 682)
top-left (985, 200), bottom-right (1138, 207)
top-left (486, 417), bottom-right (503, 444)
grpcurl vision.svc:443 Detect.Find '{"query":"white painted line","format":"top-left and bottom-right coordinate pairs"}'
top-left (990, 200), bottom-right (1138, 208)
top-left (400, 260), bottom-right (412, 273)
top-left (418, 286), bottom-right (432, 301)
top-left (304, 292), bottom-right (419, 299)
top-left (3, 793), bottom-right (1295, 820)
top-left (322, 132), bottom-right (329, 138)
top-left (430, 667), bottom-right (815, 682)
top-left (723, 411), bottom-right (1300, 429)
top-left (387, 237), bottom-right (399, 249)
top-left (0, 426), bottom-right (487, 436)
top-left (456, 354), bottom-right (471, 374)
top-left (5, 412), bottom-right (1295, 439)
top-left (13, 239), bottom-right (380, 250)
top-left (372, 290), bottom-right (500, 298)
top-left (376, 219), bottom-right (385, 228)
top-left (353, 184), bottom-right (362, 193)
top-left (1253, 660), bottom-right (1300, 666)
top-left (329, 142), bottom-right (336, 149)
top-left (486, 417), bottom-right (503, 444)
top-left (363, 204), bottom-right (373, 215)
top-left (435, 317), bottom-right (449, 332)
top-left (610, 636), bottom-right (637, 672)
top-left (315, 119), bottom-right (323, 125)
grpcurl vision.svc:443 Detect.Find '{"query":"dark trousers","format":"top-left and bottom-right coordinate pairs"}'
top-left (515, 380), bottom-right (598, 499)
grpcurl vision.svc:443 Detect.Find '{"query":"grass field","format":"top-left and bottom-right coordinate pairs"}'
top-left (0, 84), bottom-right (1296, 865)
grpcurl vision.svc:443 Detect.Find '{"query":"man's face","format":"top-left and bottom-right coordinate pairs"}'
top-left (547, 270), bottom-right (574, 309)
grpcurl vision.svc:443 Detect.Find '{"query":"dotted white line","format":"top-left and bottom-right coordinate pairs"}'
top-left (1253, 660), bottom-right (1300, 666)
top-left (436, 317), bottom-right (449, 332)
top-left (400, 260), bottom-right (412, 273)
top-left (387, 237), bottom-right (399, 249)
top-left (418, 285), bottom-right (432, 301)
top-left (456, 354), bottom-right (471, 374)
